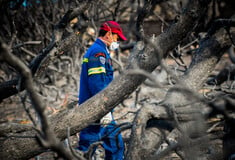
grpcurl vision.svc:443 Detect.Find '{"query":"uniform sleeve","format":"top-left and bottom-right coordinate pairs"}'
top-left (87, 52), bottom-right (108, 95)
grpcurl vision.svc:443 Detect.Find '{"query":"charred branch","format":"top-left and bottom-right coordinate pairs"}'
top-left (207, 19), bottom-right (235, 37)
top-left (207, 64), bottom-right (235, 85)
top-left (1, 40), bottom-right (80, 159)
top-left (0, 0), bottom-right (213, 159)
top-left (0, 4), bottom-right (90, 102)
top-left (126, 11), bottom-right (235, 160)
top-left (2, 0), bottom-right (235, 159)
top-left (136, 0), bottom-right (154, 41)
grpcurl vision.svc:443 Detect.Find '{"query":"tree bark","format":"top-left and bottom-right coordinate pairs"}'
top-left (126, 19), bottom-right (235, 160)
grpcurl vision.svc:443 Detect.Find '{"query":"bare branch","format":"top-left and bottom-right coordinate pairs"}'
top-left (0, 40), bottom-right (77, 159)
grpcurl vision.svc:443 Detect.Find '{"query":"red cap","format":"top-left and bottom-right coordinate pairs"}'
top-left (100, 21), bottom-right (127, 41)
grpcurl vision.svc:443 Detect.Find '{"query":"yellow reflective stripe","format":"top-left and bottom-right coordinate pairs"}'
top-left (82, 58), bottom-right (88, 63)
top-left (88, 67), bottom-right (106, 75)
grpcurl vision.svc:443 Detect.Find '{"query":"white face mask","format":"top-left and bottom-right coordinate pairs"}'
top-left (109, 41), bottom-right (119, 50)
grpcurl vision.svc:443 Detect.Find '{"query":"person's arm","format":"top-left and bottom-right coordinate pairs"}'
top-left (87, 52), bottom-right (108, 95)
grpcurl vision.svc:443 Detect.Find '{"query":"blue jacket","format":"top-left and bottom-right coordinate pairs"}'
top-left (79, 38), bottom-right (113, 104)
top-left (78, 39), bottom-right (124, 159)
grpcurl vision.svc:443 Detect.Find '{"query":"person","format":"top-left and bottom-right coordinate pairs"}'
top-left (77, 21), bottom-right (127, 160)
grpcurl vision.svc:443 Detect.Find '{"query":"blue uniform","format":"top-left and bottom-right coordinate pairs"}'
top-left (78, 39), bottom-right (124, 160)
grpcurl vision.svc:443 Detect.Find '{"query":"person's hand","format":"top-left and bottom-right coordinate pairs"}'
top-left (100, 112), bottom-right (113, 126)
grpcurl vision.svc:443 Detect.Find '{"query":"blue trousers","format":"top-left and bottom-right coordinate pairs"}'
top-left (78, 121), bottom-right (124, 160)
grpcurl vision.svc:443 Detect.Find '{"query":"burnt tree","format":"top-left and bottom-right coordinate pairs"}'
top-left (0, 0), bottom-right (235, 159)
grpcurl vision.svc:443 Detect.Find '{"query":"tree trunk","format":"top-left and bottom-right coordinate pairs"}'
top-left (125, 19), bottom-right (235, 160)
